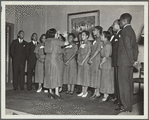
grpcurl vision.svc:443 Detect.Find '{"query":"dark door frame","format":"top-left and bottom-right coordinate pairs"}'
top-left (6, 22), bottom-right (14, 83)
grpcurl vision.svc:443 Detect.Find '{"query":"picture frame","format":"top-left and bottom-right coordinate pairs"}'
top-left (67, 10), bottom-right (100, 40)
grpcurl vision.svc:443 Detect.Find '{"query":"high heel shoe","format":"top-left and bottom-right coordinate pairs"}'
top-left (69, 91), bottom-right (74, 95)
top-left (36, 87), bottom-right (42, 93)
top-left (77, 92), bottom-right (83, 96)
top-left (66, 91), bottom-right (71, 94)
top-left (102, 96), bottom-right (109, 102)
top-left (90, 94), bottom-right (96, 99)
top-left (90, 95), bottom-right (101, 100)
top-left (55, 94), bottom-right (62, 100)
top-left (82, 92), bottom-right (88, 98)
top-left (48, 93), bottom-right (56, 99)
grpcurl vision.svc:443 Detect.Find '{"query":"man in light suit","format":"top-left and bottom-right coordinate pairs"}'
top-left (10, 30), bottom-right (28, 90)
top-left (116, 13), bottom-right (139, 112)
top-left (26, 33), bottom-right (38, 91)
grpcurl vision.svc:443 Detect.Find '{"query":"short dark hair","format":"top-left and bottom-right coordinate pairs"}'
top-left (107, 26), bottom-right (113, 36)
top-left (103, 31), bottom-right (111, 41)
top-left (31, 33), bottom-right (38, 40)
top-left (82, 30), bottom-right (90, 39)
top-left (59, 34), bottom-right (66, 41)
top-left (68, 33), bottom-right (75, 39)
top-left (77, 32), bottom-right (82, 41)
top-left (94, 26), bottom-right (103, 35)
top-left (46, 28), bottom-right (57, 38)
top-left (17, 30), bottom-right (24, 38)
top-left (120, 13), bottom-right (132, 23)
top-left (39, 34), bottom-right (46, 43)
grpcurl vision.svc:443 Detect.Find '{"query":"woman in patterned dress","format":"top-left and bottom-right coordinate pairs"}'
top-left (34, 34), bottom-right (47, 93)
top-left (88, 26), bottom-right (103, 99)
top-left (99, 31), bottom-right (114, 101)
top-left (43, 28), bottom-right (65, 98)
top-left (63, 33), bottom-right (78, 95)
top-left (77, 30), bottom-right (91, 98)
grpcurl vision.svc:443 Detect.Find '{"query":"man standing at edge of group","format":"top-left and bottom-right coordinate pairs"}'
top-left (111, 19), bottom-right (122, 107)
top-left (10, 30), bottom-right (28, 90)
top-left (116, 13), bottom-right (139, 112)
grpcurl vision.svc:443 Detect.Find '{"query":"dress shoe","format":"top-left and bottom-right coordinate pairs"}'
top-left (102, 96), bottom-right (109, 102)
top-left (69, 91), bottom-right (74, 95)
top-left (48, 93), bottom-right (56, 99)
top-left (90, 94), bottom-right (96, 99)
top-left (55, 94), bottom-right (62, 100)
top-left (66, 91), bottom-right (71, 94)
top-left (91, 95), bottom-right (101, 100)
top-left (113, 99), bottom-right (118, 104)
top-left (36, 87), bottom-right (42, 93)
top-left (82, 92), bottom-right (88, 98)
top-left (111, 97), bottom-right (117, 101)
top-left (44, 90), bottom-right (48, 93)
top-left (77, 92), bottom-right (83, 96)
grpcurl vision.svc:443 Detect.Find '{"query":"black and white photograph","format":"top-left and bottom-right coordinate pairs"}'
top-left (1, 1), bottom-right (148, 119)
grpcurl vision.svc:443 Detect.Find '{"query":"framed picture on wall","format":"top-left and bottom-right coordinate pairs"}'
top-left (67, 10), bottom-right (100, 40)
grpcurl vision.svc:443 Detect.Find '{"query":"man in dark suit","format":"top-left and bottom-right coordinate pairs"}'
top-left (117, 13), bottom-right (139, 112)
top-left (111, 19), bottom-right (122, 107)
top-left (10, 30), bottom-right (28, 90)
top-left (26, 33), bottom-right (38, 91)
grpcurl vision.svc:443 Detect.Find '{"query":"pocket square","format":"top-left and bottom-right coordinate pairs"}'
top-left (40, 46), bottom-right (44, 49)
top-left (115, 39), bottom-right (118, 41)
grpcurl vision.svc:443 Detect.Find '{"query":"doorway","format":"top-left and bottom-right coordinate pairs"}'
top-left (6, 22), bottom-right (14, 83)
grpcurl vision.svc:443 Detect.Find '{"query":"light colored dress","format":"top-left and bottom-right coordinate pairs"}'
top-left (34, 43), bottom-right (45, 84)
top-left (77, 42), bottom-right (91, 87)
top-left (100, 41), bottom-right (114, 94)
top-left (63, 43), bottom-right (78, 84)
top-left (43, 38), bottom-right (64, 89)
top-left (90, 38), bottom-right (102, 88)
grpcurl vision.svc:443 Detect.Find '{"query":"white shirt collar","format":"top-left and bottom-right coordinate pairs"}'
top-left (116, 29), bottom-right (121, 34)
top-left (32, 41), bottom-right (37, 45)
top-left (110, 35), bottom-right (115, 42)
top-left (123, 24), bottom-right (131, 29)
top-left (93, 40), bottom-right (96, 45)
top-left (18, 38), bottom-right (23, 43)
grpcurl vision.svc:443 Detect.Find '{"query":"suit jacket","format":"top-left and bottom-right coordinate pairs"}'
top-left (117, 25), bottom-right (139, 66)
top-left (111, 30), bottom-right (121, 67)
top-left (10, 39), bottom-right (28, 65)
top-left (26, 41), bottom-right (38, 66)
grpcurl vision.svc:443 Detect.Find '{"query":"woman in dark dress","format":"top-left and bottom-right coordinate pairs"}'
top-left (77, 30), bottom-right (91, 98)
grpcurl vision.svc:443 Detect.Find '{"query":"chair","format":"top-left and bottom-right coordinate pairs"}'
top-left (133, 62), bottom-right (144, 94)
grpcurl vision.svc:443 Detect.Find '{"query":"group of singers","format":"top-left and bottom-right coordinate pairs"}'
top-left (10, 13), bottom-right (139, 112)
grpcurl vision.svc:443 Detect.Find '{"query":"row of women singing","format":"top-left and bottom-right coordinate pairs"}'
top-left (35, 26), bottom-right (114, 101)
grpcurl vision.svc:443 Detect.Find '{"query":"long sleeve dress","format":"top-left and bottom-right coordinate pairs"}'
top-left (63, 43), bottom-right (78, 85)
top-left (100, 41), bottom-right (114, 94)
top-left (90, 38), bottom-right (102, 88)
top-left (34, 43), bottom-right (46, 84)
top-left (77, 42), bottom-right (91, 87)
top-left (43, 38), bottom-right (64, 89)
